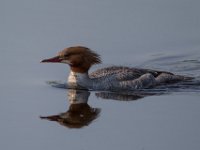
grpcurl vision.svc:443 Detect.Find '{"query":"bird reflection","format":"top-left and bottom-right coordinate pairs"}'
top-left (95, 89), bottom-right (163, 101)
top-left (95, 91), bottom-right (144, 101)
top-left (41, 82), bottom-right (164, 129)
top-left (40, 89), bottom-right (101, 129)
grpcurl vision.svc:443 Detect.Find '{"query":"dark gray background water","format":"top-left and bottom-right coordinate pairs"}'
top-left (1, 0), bottom-right (200, 150)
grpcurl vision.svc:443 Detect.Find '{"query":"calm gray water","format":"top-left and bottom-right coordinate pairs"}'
top-left (1, 0), bottom-right (200, 150)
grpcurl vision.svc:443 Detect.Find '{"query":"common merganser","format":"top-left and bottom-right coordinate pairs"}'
top-left (41, 46), bottom-right (190, 91)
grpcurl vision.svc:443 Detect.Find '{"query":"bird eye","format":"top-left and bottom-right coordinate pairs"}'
top-left (64, 54), bottom-right (70, 58)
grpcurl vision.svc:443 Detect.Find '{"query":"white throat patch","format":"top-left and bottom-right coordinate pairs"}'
top-left (67, 71), bottom-right (91, 89)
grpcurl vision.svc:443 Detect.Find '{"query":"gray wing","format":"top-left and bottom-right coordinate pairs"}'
top-left (89, 66), bottom-right (173, 81)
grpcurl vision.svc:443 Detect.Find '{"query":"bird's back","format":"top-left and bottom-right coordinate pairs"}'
top-left (89, 66), bottom-right (173, 81)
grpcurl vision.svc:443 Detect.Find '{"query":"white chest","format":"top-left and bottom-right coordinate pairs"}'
top-left (67, 71), bottom-right (92, 89)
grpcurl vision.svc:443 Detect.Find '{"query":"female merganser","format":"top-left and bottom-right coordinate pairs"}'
top-left (41, 46), bottom-right (190, 91)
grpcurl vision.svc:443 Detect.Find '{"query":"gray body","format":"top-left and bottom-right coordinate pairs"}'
top-left (67, 66), bottom-right (187, 91)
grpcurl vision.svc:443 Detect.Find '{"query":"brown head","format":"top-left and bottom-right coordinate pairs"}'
top-left (41, 46), bottom-right (101, 73)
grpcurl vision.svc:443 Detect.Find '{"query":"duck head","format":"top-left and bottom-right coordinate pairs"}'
top-left (41, 46), bottom-right (101, 73)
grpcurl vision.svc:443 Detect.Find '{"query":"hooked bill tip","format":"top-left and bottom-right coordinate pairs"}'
top-left (40, 59), bottom-right (46, 63)
top-left (40, 59), bottom-right (50, 63)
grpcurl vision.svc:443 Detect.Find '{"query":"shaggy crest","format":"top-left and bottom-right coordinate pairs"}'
top-left (58, 46), bottom-right (101, 65)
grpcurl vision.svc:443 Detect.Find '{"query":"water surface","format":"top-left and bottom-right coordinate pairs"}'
top-left (1, 0), bottom-right (200, 150)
